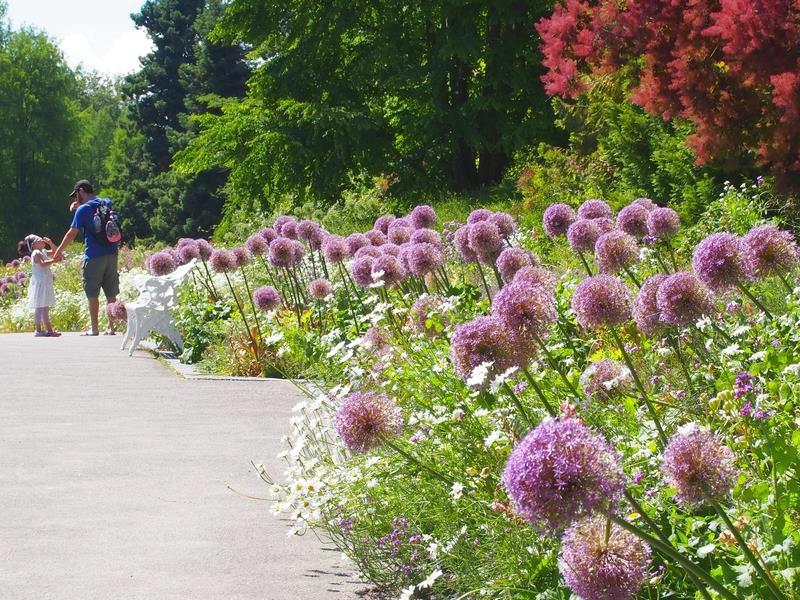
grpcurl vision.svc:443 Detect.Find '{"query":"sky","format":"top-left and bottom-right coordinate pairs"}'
top-left (5, 0), bottom-right (152, 76)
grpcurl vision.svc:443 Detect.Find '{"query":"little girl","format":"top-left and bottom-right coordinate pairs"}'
top-left (17, 234), bottom-right (62, 337)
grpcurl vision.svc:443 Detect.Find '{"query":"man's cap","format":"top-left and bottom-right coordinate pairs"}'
top-left (69, 179), bottom-right (94, 198)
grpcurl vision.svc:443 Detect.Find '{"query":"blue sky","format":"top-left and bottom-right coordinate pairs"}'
top-left (6, 0), bottom-right (152, 76)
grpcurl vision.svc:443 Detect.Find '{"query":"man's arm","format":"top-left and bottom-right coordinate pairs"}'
top-left (55, 228), bottom-right (80, 258)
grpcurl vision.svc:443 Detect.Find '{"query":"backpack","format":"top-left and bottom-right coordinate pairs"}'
top-left (91, 199), bottom-right (122, 246)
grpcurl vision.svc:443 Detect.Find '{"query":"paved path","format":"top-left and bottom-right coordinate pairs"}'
top-left (0, 333), bottom-right (362, 600)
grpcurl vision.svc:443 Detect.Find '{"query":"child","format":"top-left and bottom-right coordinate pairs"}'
top-left (17, 234), bottom-right (62, 337)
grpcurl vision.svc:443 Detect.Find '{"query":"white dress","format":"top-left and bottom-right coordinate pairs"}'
top-left (28, 249), bottom-right (56, 311)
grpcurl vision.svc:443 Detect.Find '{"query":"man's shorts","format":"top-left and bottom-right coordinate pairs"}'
top-left (83, 253), bottom-right (120, 299)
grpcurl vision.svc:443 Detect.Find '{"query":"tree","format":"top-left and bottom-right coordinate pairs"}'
top-left (536, 0), bottom-right (800, 190)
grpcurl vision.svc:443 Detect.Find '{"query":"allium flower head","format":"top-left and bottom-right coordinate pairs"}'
top-left (407, 242), bottom-right (443, 276)
top-left (409, 295), bottom-right (448, 338)
top-left (617, 204), bottom-right (650, 238)
top-left (381, 243), bottom-right (401, 257)
top-left (567, 219), bottom-right (601, 253)
top-left (305, 227), bottom-right (325, 251)
top-left (245, 234), bottom-right (268, 256)
top-left (578, 199), bottom-right (612, 220)
top-left (543, 203), bottom-right (577, 238)
top-left (107, 300), bottom-right (128, 322)
top-left (571, 275), bottom-right (632, 329)
top-left (592, 217), bottom-right (616, 234)
top-left (297, 219), bottom-right (321, 242)
top-left (387, 225), bottom-right (412, 245)
top-left (351, 256), bottom-right (375, 287)
top-left (268, 237), bottom-right (296, 268)
top-left (209, 249), bottom-right (237, 273)
top-left (513, 266), bottom-right (557, 293)
top-left (365, 229), bottom-right (387, 246)
top-left (178, 242), bottom-right (200, 263)
top-left (273, 215), bottom-right (295, 235)
top-left (632, 197), bottom-right (657, 211)
top-left (346, 233), bottom-right (370, 255)
top-left (496, 247), bottom-right (537, 284)
top-left (468, 221), bottom-right (504, 263)
top-left (646, 208), bottom-right (680, 240)
top-left (656, 272), bottom-right (713, 326)
top-left (492, 280), bottom-right (556, 341)
top-left (355, 245), bottom-right (381, 260)
top-left (410, 204), bottom-right (437, 229)
top-left (560, 516), bottom-right (651, 600)
top-left (580, 360), bottom-right (631, 404)
top-left (253, 286), bottom-right (281, 311)
top-left (291, 240), bottom-right (306, 263)
top-left (195, 239), bottom-right (213, 260)
top-left (363, 326), bottom-right (391, 355)
top-left (692, 232), bottom-right (746, 292)
top-left (280, 220), bottom-right (298, 240)
top-left (454, 225), bottom-right (478, 263)
top-left (450, 316), bottom-right (526, 386)
top-left (258, 227), bottom-right (278, 244)
top-left (595, 231), bottom-right (639, 274)
top-left (148, 251), bottom-right (177, 276)
top-left (374, 215), bottom-right (396, 234)
top-left (410, 228), bottom-right (441, 247)
top-left (502, 417), bottom-right (624, 531)
top-left (334, 391), bottom-right (403, 453)
top-left (467, 208), bottom-right (492, 225)
top-left (371, 254), bottom-right (406, 287)
top-left (490, 212), bottom-right (517, 237)
top-left (740, 225), bottom-right (799, 279)
top-left (633, 274), bottom-right (669, 336)
top-left (232, 246), bottom-right (252, 268)
top-left (322, 235), bottom-right (350, 263)
top-left (662, 425), bottom-right (738, 507)
top-left (308, 278), bottom-right (333, 300)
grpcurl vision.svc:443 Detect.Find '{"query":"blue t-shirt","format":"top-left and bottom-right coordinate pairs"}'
top-left (71, 198), bottom-right (119, 259)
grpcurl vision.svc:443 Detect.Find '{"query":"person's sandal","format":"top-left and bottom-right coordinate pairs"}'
top-left (34, 331), bottom-right (48, 337)
top-left (46, 330), bottom-right (62, 337)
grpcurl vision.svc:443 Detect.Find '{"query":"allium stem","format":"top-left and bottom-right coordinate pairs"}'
top-left (776, 272), bottom-right (794, 295)
top-left (223, 271), bottom-right (261, 364)
top-left (664, 240), bottom-right (680, 271)
top-left (385, 440), bottom-right (454, 485)
top-left (502, 382), bottom-right (536, 427)
top-left (240, 265), bottom-right (264, 347)
top-left (609, 327), bottom-right (667, 447)
top-left (710, 321), bottom-right (735, 345)
top-left (576, 251), bottom-right (593, 276)
top-left (622, 266), bottom-right (642, 289)
top-left (712, 503), bottom-right (786, 600)
top-left (736, 282), bottom-right (773, 319)
top-left (200, 257), bottom-right (220, 300)
top-left (531, 333), bottom-right (582, 404)
top-left (336, 262), bottom-right (362, 335)
top-left (669, 335), bottom-right (694, 393)
top-left (491, 264), bottom-right (504, 289)
top-left (654, 252), bottom-right (673, 275)
top-left (476, 263), bottom-right (493, 301)
top-left (522, 369), bottom-right (557, 417)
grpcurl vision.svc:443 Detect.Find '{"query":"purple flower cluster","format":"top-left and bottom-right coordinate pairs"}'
top-left (662, 425), bottom-right (738, 507)
top-left (246, 234), bottom-right (268, 256)
top-left (177, 241), bottom-right (200, 263)
top-left (594, 231), bottom-right (639, 274)
top-left (454, 226), bottom-right (478, 263)
top-left (351, 256), bottom-right (376, 287)
top-left (209, 249), bottom-right (237, 274)
top-left (410, 228), bottom-right (441, 247)
top-left (232, 246), bottom-right (252, 268)
top-left (560, 516), bottom-right (651, 600)
top-left (579, 360), bottom-right (631, 404)
top-left (740, 225), bottom-right (799, 280)
top-left (646, 207), bottom-right (680, 240)
top-left (655, 272), bottom-right (713, 327)
top-left (253, 286), bottom-right (281, 311)
top-left (407, 242), bottom-right (442, 277)
top-left (363, 327), bottom-right (391, 355)
top-left (450, 316), bottom-right (526, 386)
top-left (492, 280), bottom-right (556, 342)
top-left (268, 237), bottom-right (296, 268)
top-left (502, 418), bottom-right (624, 531)
top-left (468, 221), bottom-right (504, 264)
top-left (346, 233), bottom-right (370, 255)
top-left (543, 203), bottom-right (577, 238)
top-left (633, 274), bottom-right (669, 336)
top-left (409, 295), bottom-right (448, 338)
top-left (578, 199), bottom-right (613, 220)
top-left (308, 278), bottom-right (333, 300)
top-left (692, 232), bottom-right (746, 293)
top-left (410, 204), bottom-right (437, 229)
top-left (733, 371), bottom-right (754, 399)
top-left (571, 275), bottom-right (633, 330)
top-left (513, 266), bottom-right (557, 293)
top-left (333, 391), bottom-right (403, 453)
top-left (148, 251), bottom-right (178, 276)
top-left (617, 203), bottom-right (650, 238)
top-left (371, 254), bottom-right (406, 287)
top-left (567, 219), bottom-right (601, 253)
top-left (106, 300), bottom-right (128, 322)
top-left (374, 214), bottom-right (395, 234)
top-left (496, 247), bottom-right (537, 284)
top-left (322, 235), bottom-right (350, 263)
top-left (632, 197), bottom-right (657, 211)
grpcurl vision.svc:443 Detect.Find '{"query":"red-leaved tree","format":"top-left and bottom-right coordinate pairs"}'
top-left (536, 0), bottom-right (800, 190)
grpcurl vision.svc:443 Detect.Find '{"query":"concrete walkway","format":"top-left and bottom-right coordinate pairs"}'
top-left (0, 333), bottom-right (362, 600)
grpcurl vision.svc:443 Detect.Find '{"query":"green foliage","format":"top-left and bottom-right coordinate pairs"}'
top-left (174, 284), bottom-right (233, 363)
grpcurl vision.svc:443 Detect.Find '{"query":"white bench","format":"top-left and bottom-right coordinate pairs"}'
top-left (121, 259), bottom-right (197, 356)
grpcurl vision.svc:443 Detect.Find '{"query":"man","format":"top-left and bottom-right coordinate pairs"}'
top-left (55, 179), bottom-right (119, 336)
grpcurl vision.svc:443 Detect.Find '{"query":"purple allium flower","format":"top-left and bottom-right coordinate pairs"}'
top-left (733, 371), bottom-right (753, 399)
top-left (14, 271), bottom-right (27, 283)
top-left (177, 242), bottom-right (200, 264)
top-left (753, 409), bottom-right (770, 420)
top-left (10, 259), bottom-right (20, 268)
top-left (740, 225), bottom-right (799, 280)
top-left (467, 208), bottom-right (492, 225)
top-left (280, 220), bottom-right (298, 240)
top-left (334, 391), bottom-right (403, 453)
top-left (450, 316), bottom-right (526, 386)
top-left (291, 240), bottom-right (306, 263)
top-left (387, 225), bottom-right (412, 245)
top-left (468, 221), bottom-right (504, 264)
top-left (514, 381), bottom-right (528, 395)
top-left (496, 247), bottom-right (537, 284)
top-left (355, 245), bottom-right (382, 260)
top-left (594, 231), bottom-right (639, 274)
top-left (148, 251), bottom-right (177, 276)
top-left (308, 278), bottom-right (333, 300)
top-left (306, 227), bottom-right (325, 251)
top-left (363, 326), bottom-right (391, 355)
top-left (365, 229), bottom-right (387, 246)
top-left (410, 204), bottom-right (437, 229)
top-left (646, 207), bottom-right (680, 240)
top-left (580, 360), bottom-right (631, 404)
top-left (253, 286), bottom-right (281, 311)
top-left (454, 225), bottom-right (478, 263)
top-left (632, 197), bottom-right (657, 211)
top-left (740, 401), bottom-right (753, 417)
top-left (567, 219), bottom-right (601, 253)
top-left (543, 203), bottom-right (578, 238)
top-left (502, 417), bottom-right (625, 531)
top-left (371, 254), bottom-right (406, 287)
top-left (633, 274), bottom-right (669, 336)
top-left (513, 266), bottom-right (558, 293)
top-left (692, 232), bottom-right (746, 293)
top-left (578, 199), bottom-right (612, 220)
top-left (617, 203), bottom-right (650, 238)
top-left (656, 272), bottom-right (713, 327)
top-left (106, 300), bottom-right (128, 322)
top-left (0, 283), bottom-right (7, 295)
top-left (409, 295), bottom-right (448, 338)
top-left (407, 242), bottom-right (443, 277)
top-left (410, 228), bottom-right (442, 247)
top-left (374, 215), bottom-right (396, 234)
top-left (273, 215), bottom-right (293, 233)
top-left (381, 243), bottom-right (401, 257)
top-left (351, 256), bottom-right (375, 287)
top-left (491, 280), bottom-right (556, 341)
top-left (209, 249), bottom-right (237, 273)
top-left (245, 234), bottom-right (268, 256)
top-left (662, 425), bottom-right (738, 507)
top-left (560, 516), bottom-right (651, 600)
top-left (232, 246), bottom-right (252, 268)
top-left (756, 175), bottom-right (765, 187)
top-left (297, 219), bottom-right (321, 242)
top-left (176, 237), bottom-right (195, 249)
top-left (21, 255), bottom-right (31, 263)
top-left (491, 211), bottom-right (517, 237)
top-left (258, 227), bottom-right (278, 244)
top-left (592, 217), bottom-right (616, 234)
top-left (346, 233), bottom-right (370, 255)
top-left (268, 237), bottom-right (296, 268)
top-left (322, 235), bottom-right (350, 263)
top-left (571, 275), bottom-right (633, 330)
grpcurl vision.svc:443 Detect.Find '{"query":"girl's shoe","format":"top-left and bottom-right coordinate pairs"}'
top-left (46, 330), bottom-right (62, 337)
top-left (34, 331), bottom-right (48, 337)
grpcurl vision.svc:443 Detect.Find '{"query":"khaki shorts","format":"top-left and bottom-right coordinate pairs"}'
top-left (83, 253), bottom-right (120, 299)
